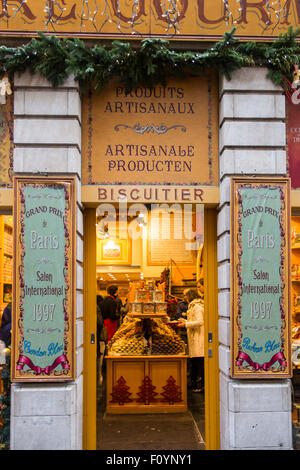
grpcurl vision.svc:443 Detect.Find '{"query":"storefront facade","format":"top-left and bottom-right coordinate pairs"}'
top-left (0, 0), bottom-right (299, 450)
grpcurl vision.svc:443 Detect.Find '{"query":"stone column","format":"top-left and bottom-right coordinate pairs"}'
top-left (10, 72), bottom-right (84, 450)
top-left (218, 67), bottom-right (293, 450)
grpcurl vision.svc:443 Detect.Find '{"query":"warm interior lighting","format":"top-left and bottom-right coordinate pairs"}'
top-left (104, 239), bottom-right (118, 251)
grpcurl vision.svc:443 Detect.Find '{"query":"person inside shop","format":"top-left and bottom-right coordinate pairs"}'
top-left (197, 278), bottom-right (204, 298)
top-left (120, 298), bottom-right (129, 322)
top-left (0, 302), bottom-right (12, 348)
top-left (115, 293), bottom-right (123, 327)
top-left (175, 289), bottom-right (188, 344)
top-left (99, 285), bottom-right (120, 342)
top-left (96, 296), bottom-right (107, 385)
top-left (176, 289), bottom-right (188, 319)
top-left (177, 286), bottom-right (204, 393)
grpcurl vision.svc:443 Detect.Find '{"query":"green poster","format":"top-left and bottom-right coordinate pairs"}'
top-left (13, 178), bottom-right (75, 381)
top-left (232, 179), bottom-right (291, 378)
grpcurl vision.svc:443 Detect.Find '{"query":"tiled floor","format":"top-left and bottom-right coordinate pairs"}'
top-left (97, 377), bottom-right (205, 451)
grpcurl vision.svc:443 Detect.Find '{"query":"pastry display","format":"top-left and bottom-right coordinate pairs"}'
top-left (107, 318), bottom-right (185, 356)
top-left (150, 319), bottom-right (186, 355)
top-left (109, 334), bottom-right (148, 356)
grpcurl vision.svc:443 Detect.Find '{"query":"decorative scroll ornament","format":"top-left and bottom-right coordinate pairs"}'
top-left (244, 325), bottom-right (278, 331)
top-left (0, 74), bottom-right (12, 97)
top-left (26, 328), bottom-right (62, 334)
top-left (114, 123), bottom-right (186, 135)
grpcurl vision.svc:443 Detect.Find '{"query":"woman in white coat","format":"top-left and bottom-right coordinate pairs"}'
top-left (177, 287), bottom-right (204, 393)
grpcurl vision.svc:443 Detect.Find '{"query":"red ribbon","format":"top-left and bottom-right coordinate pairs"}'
top-left (16, 354), bottom-right (70, 375)
top-left (235, 351), bottom-right (287, 371)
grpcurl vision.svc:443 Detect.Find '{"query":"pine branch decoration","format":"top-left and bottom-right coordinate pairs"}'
top-left (0, 27), bottom-right (299, 92)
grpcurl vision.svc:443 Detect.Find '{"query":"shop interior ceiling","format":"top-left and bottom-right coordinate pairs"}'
top-left (96, 203), bottom-right (198, 285)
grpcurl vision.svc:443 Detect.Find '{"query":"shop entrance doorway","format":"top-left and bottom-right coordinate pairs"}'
top-left (83, 205), bottom-right (219, 450)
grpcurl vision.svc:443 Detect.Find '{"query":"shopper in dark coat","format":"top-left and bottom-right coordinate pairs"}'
top-left (176, 289), bottom-right (189, 320)
top-left (0, 303), bottom-right (12, 347)
top-left (175, 289), bottom-right (189, 344)
top-left (96, 295), bottom-right (107, 385)
top-left (99, 285), bottom-right (120, 342)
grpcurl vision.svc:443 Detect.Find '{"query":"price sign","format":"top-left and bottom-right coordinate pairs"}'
top-left (12, 176), bottom-right (76, 382)
top-left (231, 178), bottom-right (291, 379)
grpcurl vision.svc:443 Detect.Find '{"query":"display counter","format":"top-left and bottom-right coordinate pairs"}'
top-left (106, 354), bottom-right (188, 414)
top-left (105, 291), bottom-right (188, 414)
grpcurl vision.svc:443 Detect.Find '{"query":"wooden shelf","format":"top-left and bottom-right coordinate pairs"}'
top-left (128, 313), bottom-right (168, 319)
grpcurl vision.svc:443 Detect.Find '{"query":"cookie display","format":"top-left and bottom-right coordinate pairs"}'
top-left (109, 334), bottom-right (148, 356)
top-left (107, 317), bottom-right (185, 356)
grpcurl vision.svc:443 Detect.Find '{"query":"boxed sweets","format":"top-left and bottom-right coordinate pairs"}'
top-left (153, 290), bottom-right (164, 302)
top-left (130, 302), bottom-right (143, 313)
top-left (143, 303), bottom-right (156, 314)
top-left (147, 290), bottom-right (154, 302)
top-left (155, 302), bottom-right (167, 314)
top-left (135, 289), bottom-right (149, 302)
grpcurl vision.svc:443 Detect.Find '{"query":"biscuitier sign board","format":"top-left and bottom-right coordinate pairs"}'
top-left (12, 176), bottom-right (76, 382)
top-left (231, 178), bottom-right (291, 379)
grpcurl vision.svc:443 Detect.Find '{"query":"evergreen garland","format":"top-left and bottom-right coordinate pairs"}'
top-left (0, 26), bottom-right (299, 91)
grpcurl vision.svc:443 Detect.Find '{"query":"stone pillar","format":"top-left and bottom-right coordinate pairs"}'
top-left (218, 67), bottom-right (293, 450)
top-left (10, 72), bottom-right (84, 450)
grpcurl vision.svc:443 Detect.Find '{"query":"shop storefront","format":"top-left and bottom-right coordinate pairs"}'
top-left (0, 0), bottom-right (299, 451)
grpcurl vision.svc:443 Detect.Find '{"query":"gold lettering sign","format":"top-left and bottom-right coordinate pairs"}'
top-left (0, 1), bottom-right (298, 40)
top-left (81, 185), bottom-right (220, 205)
top-left (82, 75), bottom-right (219, 186)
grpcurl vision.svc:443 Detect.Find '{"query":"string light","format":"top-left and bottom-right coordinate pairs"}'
top-left (44, 1), bottom-right (67, 31)
top-left (0, 0), bottom-right (34, 27)
top-left (222, 0), bottom-right (233, 27)
top-left (231, 0), bottom-right (290, 30)
top-left (79, 0), bottom-right (99, 32)
top-left (0, 0), bottom-right (293, 36)
top-left (128, 0), bottom-right (142, 36)
top-left (159, 0), bottom-right (181, 35)
top-left (99, 0), bottom-right (147, 35)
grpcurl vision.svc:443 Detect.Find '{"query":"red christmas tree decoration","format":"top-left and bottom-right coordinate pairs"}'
top-left (136, 376), bottom-right (158, 405)
top-left (110, 376), bottom-right (133, 405)
top-left (161, 376), bottom-right (183, 404)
